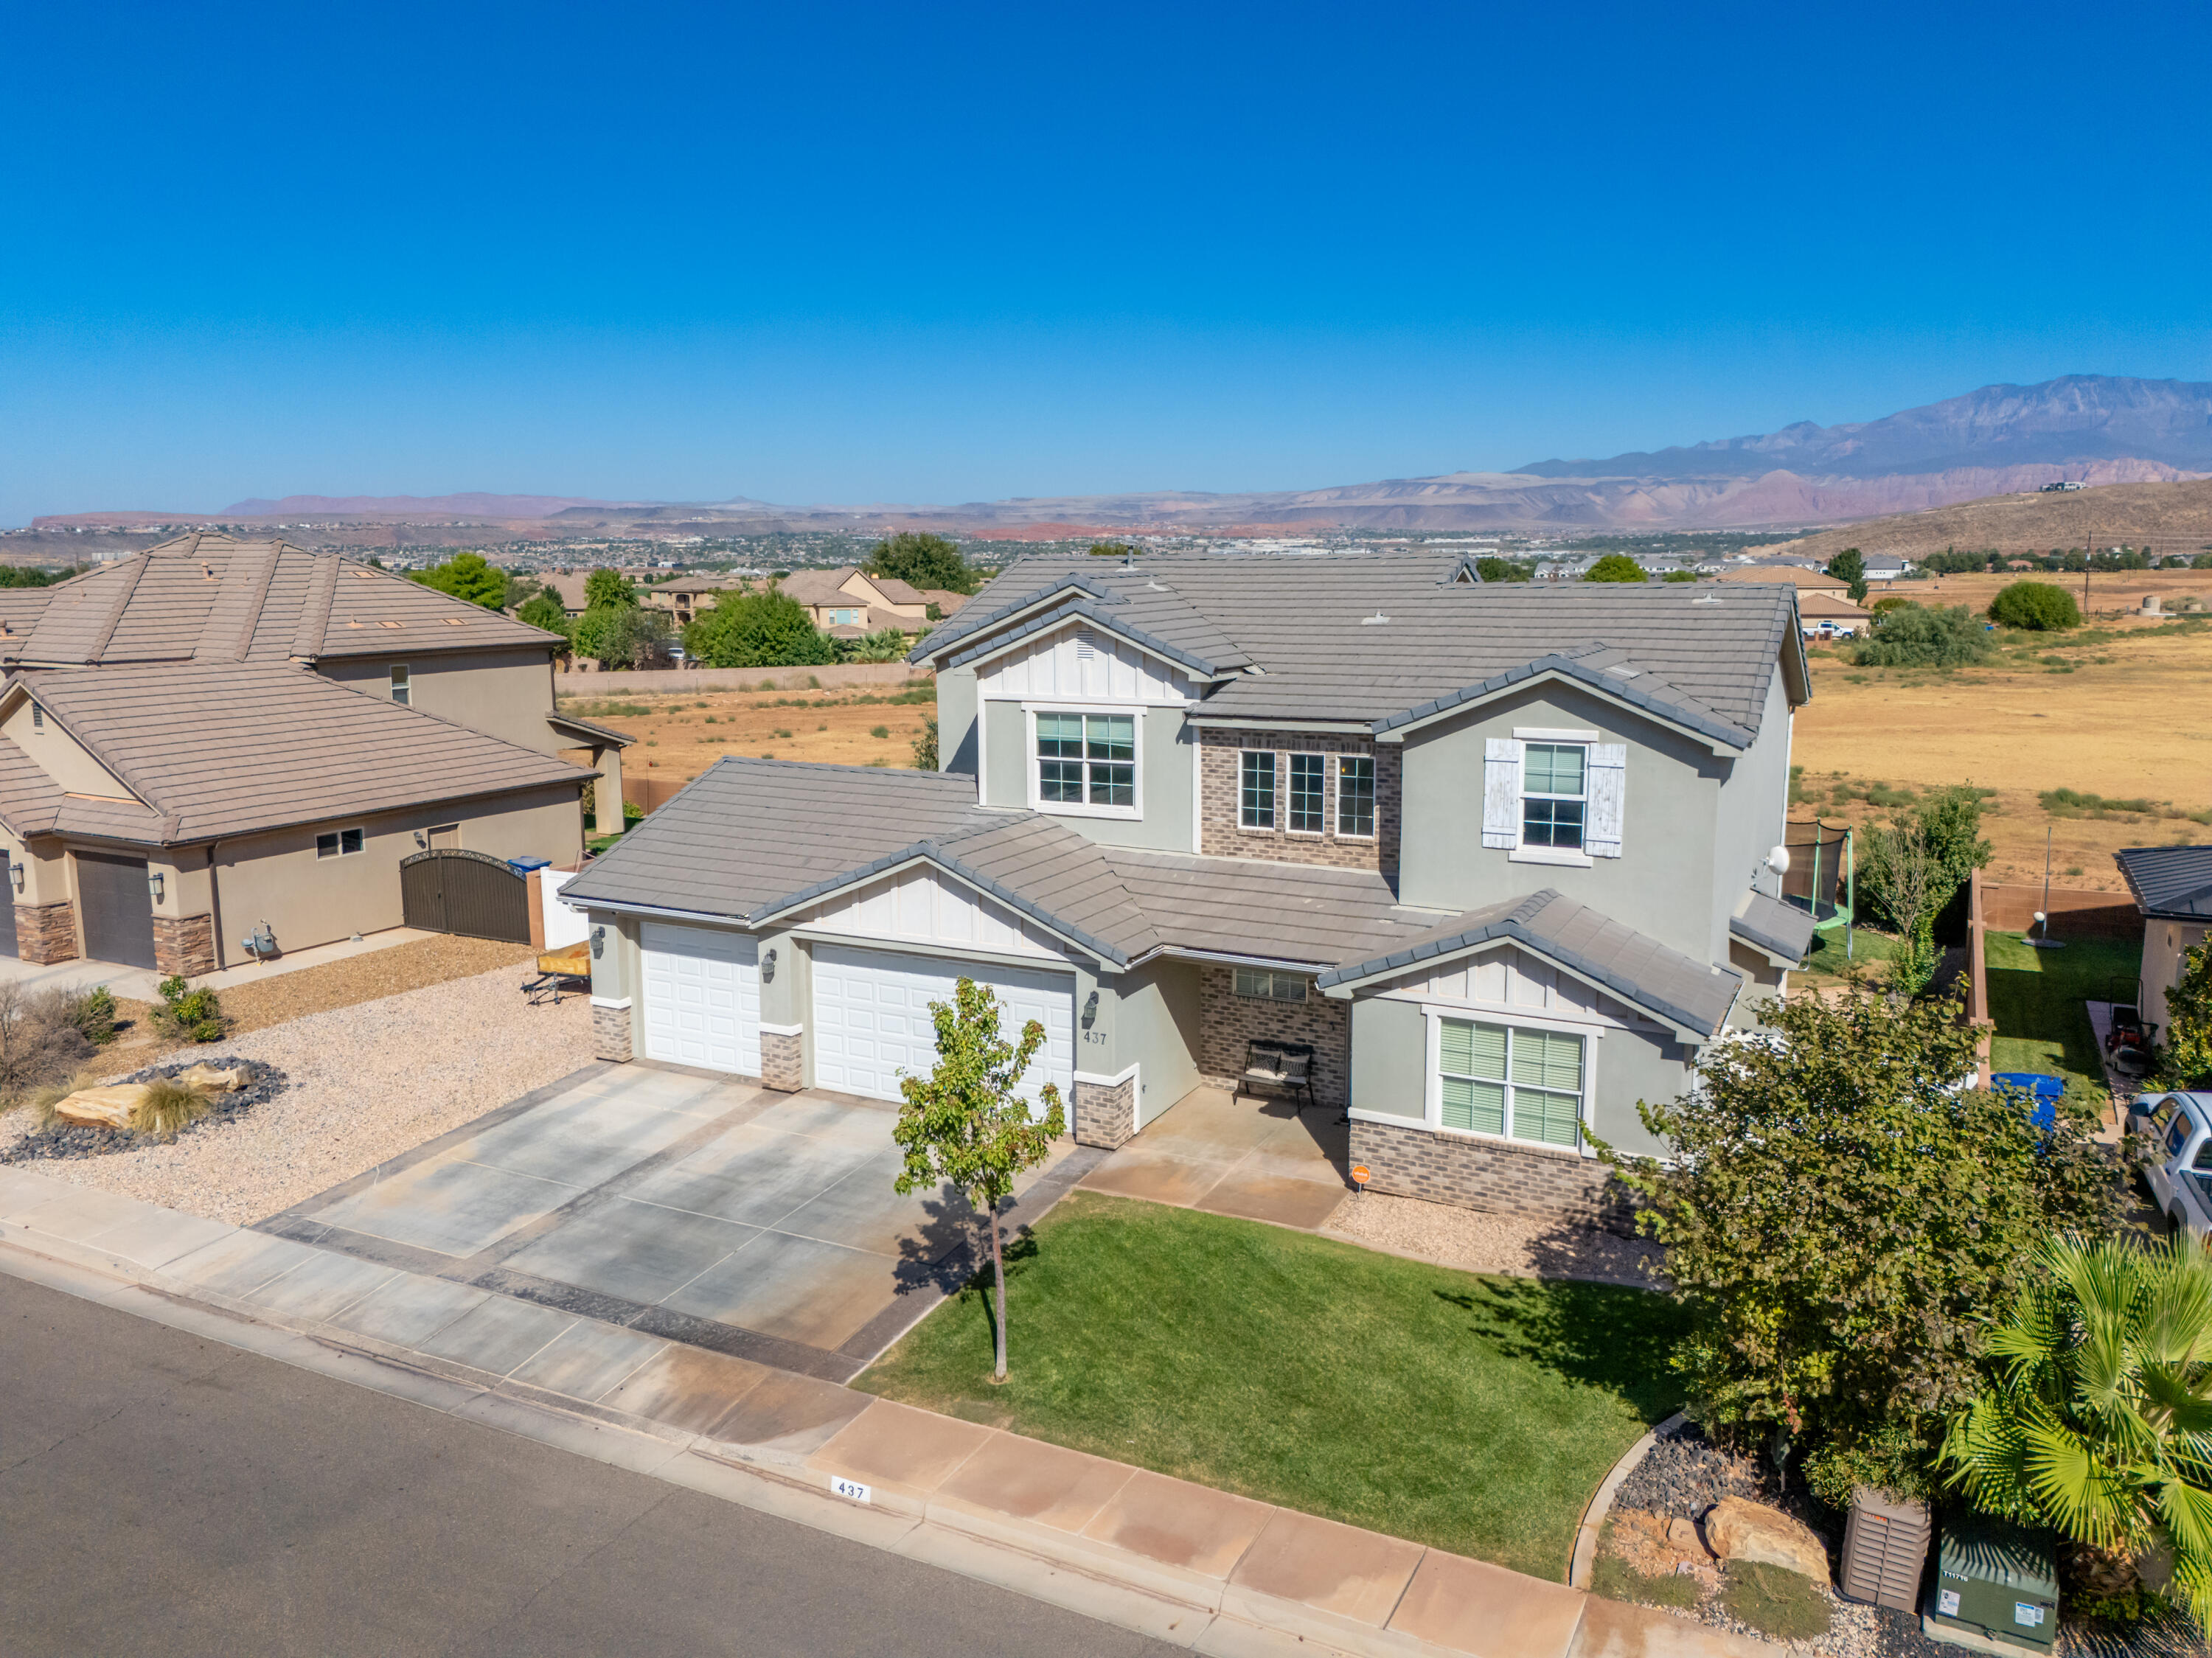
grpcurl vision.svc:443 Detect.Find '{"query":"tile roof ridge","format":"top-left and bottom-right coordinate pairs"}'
top-left (83, 552), bottom-right (152, 665)
top-left (293, 546), bottom-right (343, 658)
top-left (227, 538), bottom-right (284, 661)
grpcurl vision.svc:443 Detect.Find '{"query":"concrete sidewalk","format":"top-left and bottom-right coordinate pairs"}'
top-left (0, 1165), bottom-right (1770, 1658)
top-left (0, 924), bottom-right (436, 1001)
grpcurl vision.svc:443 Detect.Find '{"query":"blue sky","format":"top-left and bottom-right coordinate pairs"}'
top-left (3, 0), bottom-right (2208, 523)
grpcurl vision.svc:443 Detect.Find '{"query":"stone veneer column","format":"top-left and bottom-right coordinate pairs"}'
top-left (1348, 1117), bottom-right (1641, 1236)
top-left (1072, 1075), bottom-right (1137, 1149)
top-left (590, 997), bottom-right (633, 1063)
top-left (151, 913), bottom-right (217, 978)
top-left (13, 899), bottom-right (77, 966)
top-left (759, 1026), bottom-right (804, 1091)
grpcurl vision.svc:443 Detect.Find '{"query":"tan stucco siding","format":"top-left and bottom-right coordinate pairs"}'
top-left (202, 783), bottom-right (582, 966)
top-left (318, 647), bottom-right (560, 755)
top-left (0, 694), bottom-right (138, 801)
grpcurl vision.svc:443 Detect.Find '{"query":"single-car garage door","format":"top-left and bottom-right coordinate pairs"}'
top-left (640, 922), bottom-right (761, 1076)
top-left (79, 850), bottom-right (157, 969)
top-left (811, 942), bottom-right (1074, 1110)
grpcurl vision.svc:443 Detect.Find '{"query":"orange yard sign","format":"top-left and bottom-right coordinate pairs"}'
top-left (1350, 1165), bottom-right (1371, 1187)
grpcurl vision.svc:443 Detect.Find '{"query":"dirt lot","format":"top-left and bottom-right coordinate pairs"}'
top-left (560, 680), bottom-right (936, 802)
top-left (1793, 598), bottom-right (2212, 889)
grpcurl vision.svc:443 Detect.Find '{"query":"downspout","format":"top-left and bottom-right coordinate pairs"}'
top-left (206, 840), bottom-right (227, 971)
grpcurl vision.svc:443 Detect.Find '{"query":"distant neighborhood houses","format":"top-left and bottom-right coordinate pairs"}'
top-left (532, 565), bottom-right (970, 638)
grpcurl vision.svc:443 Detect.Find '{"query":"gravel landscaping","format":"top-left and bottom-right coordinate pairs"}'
top-left (1324, 1188), bottom-right (1668, 1287)
top-left (3, 1058), bottom-right (288, 1163)
top-left (0, 962), bottom-right (594, 1225)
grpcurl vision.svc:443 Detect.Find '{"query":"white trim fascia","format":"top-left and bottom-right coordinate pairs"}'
top-left (1183, 717), bottom-right (1374, 734)
top-left (590, 995), bottom-right (632, 1009)
top-left (976, 684), bottom-right (990, 801)
top-left (1121, 944), bottom-right (1335, 975)
top-left (579, 898), bottom-right (755, 929)
top-left (1514, 725), bottom-right (1601, 742)
top-left (1509, 846), bottom-right (1594, 868)
top-left (1373, 669), bottom-right (1742, 756)
top-left (1189, 728), bottom-right (1202, 853)
top-left (796, 928), bottom-right (1084, 978)
top-left (758, 1020), bottom-right (803, 1037)
top-left (1073, 1061), bottom-right (1140, 1087)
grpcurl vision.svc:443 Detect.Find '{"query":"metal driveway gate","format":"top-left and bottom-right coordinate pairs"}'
top-left (400, 849), bottom-right (531, 944)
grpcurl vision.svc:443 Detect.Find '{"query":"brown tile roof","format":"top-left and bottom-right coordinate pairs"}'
top-left (865, 575), bottom-right (928, 606)
top-left (772, 568), bottom-right (860, 607)
top-left (1, 663), bottom-right (587, 845)
top-left (0, 532), bottom-right (562, 668)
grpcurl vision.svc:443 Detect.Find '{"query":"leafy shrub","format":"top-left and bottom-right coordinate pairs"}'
top-left (1988, 579), bottom-right (2081, 631)
top-left (1583, 554), bottom-right (1648, 582)
top-left (130, 1078), bottom-right (210, 1139)
top-left (1853, 604), bottom-right (1992, 667)
top-left (1868, 595), bottom-right (1914, 615)
top-left (150, 975), bottom-right (228, 1043)
top-left (623, 798), bottom-right (644, 824)
top-left (1661, 569), bottom-right (1699, 583)
top-left (60, 984), bottom-right (117, 1046)
top-left (912, 715), bottom-right (939, 771)
top-left (1719, 1562), bottom-right (1830, 1641)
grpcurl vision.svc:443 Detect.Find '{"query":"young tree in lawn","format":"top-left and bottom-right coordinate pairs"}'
top-left (1826, 546), bottom-right (1869, 605)
top-left (891, 979), bottom-right (1066, 1382)
top-left (1601, 980), bottom-right (2118, 1505)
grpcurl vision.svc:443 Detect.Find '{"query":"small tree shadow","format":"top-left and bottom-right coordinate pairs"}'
top-left (1519, 1213), bottom-right (1669, 1289)
top-left (891, 1186), bottom-right (1049, 1300)
top-left (1432, 1272), bottom-right (1687, 1413)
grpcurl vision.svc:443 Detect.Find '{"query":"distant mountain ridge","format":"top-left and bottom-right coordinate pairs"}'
top-left (1518, 375), bottom-right (2212, 480)
top-left (221, 492), bottom-right (639, 518)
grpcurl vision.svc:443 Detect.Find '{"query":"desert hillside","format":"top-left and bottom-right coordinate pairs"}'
top-left (1766, 477), bottom-right (2212, 566)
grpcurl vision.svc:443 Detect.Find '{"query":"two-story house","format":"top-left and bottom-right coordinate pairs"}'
top-left (564, 549), bottom-right (1813, 1227)
top-left (0, 532), bottom-right (630, 974)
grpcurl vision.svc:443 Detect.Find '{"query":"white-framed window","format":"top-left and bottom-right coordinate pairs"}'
top-left (1287, 753), bottom-right (1326, 834)
top-left (1234, 966), bottom-right (1307, 1003)
top-left (316, 826), bottom-right (366, 859)
top-left (1239, 750), bottom-right (1276, 829)
top-left (1436, 1014), bottom-right (1585, 1147)
top-left (389, 664), bottom-right (411, 706)
top-left (1520, 742), bottom-right (1586, 851)
top-left (1337, 754), bottom-right (1375, 838)
top-left (1034, 710), bottom-right (1137, 815)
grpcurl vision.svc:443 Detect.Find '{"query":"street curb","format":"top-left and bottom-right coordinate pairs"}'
top-left (1568, 1409), bottom-right (1688, 1588)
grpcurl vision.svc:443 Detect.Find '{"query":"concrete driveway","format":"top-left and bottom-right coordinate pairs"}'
top-left (262, 1064), bottom-right (1088, 1381)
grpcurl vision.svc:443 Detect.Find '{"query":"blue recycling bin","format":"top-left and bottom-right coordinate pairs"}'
top-left (1990, 1072), bottom-right (2063, 1132)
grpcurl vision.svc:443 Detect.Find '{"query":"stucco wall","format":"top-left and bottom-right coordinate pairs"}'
top-left (320, 647), bottom-right (558, 754)
top-left (0, 694), bottom-right (133, 800)
top-left (2144, 918), bottom-right (2211, 1034)
top-left (1708, 666), bottom-right (1795, 964)
top-left (937, 665), bottom-right (979, 776)
top-left (1395, 681), bottom-right (1728, 966)
top-left (208, 784), bottom-right (580, 965)
top-left (1110, 958), bottom-right (1203, 1127)
top-left (979, 699), bottom-right (1195, 852)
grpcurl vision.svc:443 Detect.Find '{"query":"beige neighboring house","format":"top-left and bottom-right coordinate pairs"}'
top-left (636, 576), bottom-right (737, 630)
top-left (1796, 590), bottom-right (1874, 636)
top-left (771, 568), bottom-right (938, 635)
top-left (2116, 846), bottom-right (2212, 1035)
top-left (0, 533), bottom-right (631, 973)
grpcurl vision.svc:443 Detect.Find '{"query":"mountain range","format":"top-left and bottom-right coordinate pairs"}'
top-left (38, 375), bottom-right (2212, 538)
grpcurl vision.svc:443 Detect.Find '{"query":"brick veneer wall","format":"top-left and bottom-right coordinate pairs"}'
top-left (1073, 1075), bottom-right (1136, 1149)
top-left (761, 1030), bottom-right (803, 1091)
top-left (1349, 1117), bottom-right (1641, 1236)
top-left (1197, 964), bottom-right (1350, 1108)
top-left (591, 1000), bottom-right (633, 1062)
top-left (152, 913), bottom-right (216, 978)
top-left (13, 899), bottom-right (77, 966)
top-left (1197, 728), bottom-right (1399, 874)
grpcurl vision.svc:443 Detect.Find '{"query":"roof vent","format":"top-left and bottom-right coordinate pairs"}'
top-left (201, 562), bottom-right (215, 580)
top-left (1691, 595), bottom-right (1722, 605)
top-left (378, 620), bottom-right (403, 629)
top-left (1605, 663), bottom-right (1642, 679)
top-left (1360, 611), bottom-right (1390, 625)
top-left (443, 616), bottom-right (467, 627)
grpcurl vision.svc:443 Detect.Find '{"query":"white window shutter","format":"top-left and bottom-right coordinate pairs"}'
top-left (1481, 737), bottom-right (1521, 849)
top-left (1587, 743), bottom-right (1627, 857)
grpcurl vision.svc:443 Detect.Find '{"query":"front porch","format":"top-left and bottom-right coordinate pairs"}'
top-left (1079, 1084), bottom-right (1353, 1230)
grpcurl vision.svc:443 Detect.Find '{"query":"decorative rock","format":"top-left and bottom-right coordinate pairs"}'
top-left (52, 1084), bottom-right (153, 1129)
top-left (1703, 1497), bottom-right (1830, 1583)
top-left (1667, 1516), bottom-right (1712, 1559)
top-left (175, 1064), bottom-right (246, 1093)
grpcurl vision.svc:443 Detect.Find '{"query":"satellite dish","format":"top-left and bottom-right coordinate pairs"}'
top-left (1765, 845), bottom-right (1791, 874)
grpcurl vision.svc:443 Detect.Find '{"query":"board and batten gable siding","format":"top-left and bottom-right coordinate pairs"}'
top-left (1397, 680), bottom-right (1726, 968)
top-left (801, 862), bottom-right (1068, 961)
top-left (1373, 942), bottom-right (1660, 1031)
top-left (975, 621), bottom-right (1198, 706)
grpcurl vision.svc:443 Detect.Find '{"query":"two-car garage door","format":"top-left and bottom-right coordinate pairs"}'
top-left (811, 943), bottom-right (1074, 1110)
top-left (640, 922), bottom-right (760, 1076)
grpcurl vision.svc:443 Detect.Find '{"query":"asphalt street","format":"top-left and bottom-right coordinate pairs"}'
top-left (0, 1272), bottom-right (1178, 1657)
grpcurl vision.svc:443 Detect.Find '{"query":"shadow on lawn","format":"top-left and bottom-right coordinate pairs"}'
top-left (1434, 1274), bottom-right (1687, 1414)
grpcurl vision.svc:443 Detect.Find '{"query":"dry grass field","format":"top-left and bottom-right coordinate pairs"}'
top-left (560, 680), bottom-right (937, 804)
top-left (1793, 596), bottom-right (2212, 890)
top-left (1772, 476), bottom-right (2212, 566)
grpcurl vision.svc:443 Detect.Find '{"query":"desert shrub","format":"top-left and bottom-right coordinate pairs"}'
top-left (1988, 579), bottom-right (2081, 631)
top-left (60, 984), bottom-right (116, 1046)
top-left (150, 975), bottom-right (229, 1043)
top-left (0, 983), bottom-right (96, 1108)
top-left (1720, 1562), bottom-right (1830, 1640)
top-left (1868, 595), bottom-right (1914, 615)
top-left (129, 1078), bottom-right (210, 1139)
top-left (1854, 604), bottom-right (1992, 667)
top-left (912, 714), bottom-right (939, 770)
top-left (24, 1069), bottom-right (95, 1129)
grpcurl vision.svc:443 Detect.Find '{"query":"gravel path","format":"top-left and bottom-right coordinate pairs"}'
top-left (0, 964), bottom-right (594, 1225)
top-left (1324, 1189), bottom-right (1668, 1287)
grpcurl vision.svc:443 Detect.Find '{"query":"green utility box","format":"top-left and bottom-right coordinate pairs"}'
top-left (1923, 1513), bottom-right (2058, 1654)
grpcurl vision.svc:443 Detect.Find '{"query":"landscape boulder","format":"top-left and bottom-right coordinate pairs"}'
top-left (1703, 1497), bottom-right (1830, 1583)
top-left (1667, 1516), bottom-right (1714, 1560)
top-left (175, 1064), bottom-right (246, 1093)
top-left (50, 1084), bottom-right (153, 1129)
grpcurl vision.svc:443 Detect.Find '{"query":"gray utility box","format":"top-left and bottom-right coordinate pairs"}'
top-left (1923, 1513), bottom-right (2059, 1654)
top-left (1841, 1487), bottom-right (1931, 1612)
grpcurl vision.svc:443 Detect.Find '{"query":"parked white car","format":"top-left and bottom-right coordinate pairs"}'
top-left (2126, 1093), bottom-right (2212, 1241)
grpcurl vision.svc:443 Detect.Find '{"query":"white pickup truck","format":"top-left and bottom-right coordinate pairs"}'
top-left (2127, 1092), bottom-right (2212, 1241)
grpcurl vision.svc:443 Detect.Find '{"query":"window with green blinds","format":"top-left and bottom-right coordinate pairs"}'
top-left (1436, 1017), bottom-right (1583, 1147)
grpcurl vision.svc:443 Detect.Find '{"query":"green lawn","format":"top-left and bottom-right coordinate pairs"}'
top-left (856, 1192), bottom-right (1686, 1582)
top-left (1793, 923), bottom-right (1899, 990)
top-left (1984, 929), bottom-right (2142, 1095)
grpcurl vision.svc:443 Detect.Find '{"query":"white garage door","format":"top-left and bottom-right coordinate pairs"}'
top-left (811, 943), bottom-right (1074, 1110)
top-left (640, 922), bottom-right (761, 1076)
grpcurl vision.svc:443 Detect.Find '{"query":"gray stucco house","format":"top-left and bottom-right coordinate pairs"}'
top-left (564, 549), bottom-right (1815, 1227)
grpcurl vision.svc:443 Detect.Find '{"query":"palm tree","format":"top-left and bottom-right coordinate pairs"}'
top-left (1942, 1231), bottom-right (2212, 1631)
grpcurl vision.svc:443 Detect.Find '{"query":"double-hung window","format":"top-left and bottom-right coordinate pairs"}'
top-left (389, 665), bottom-right (411, 707)
top-left (1239, 751), bottom-right (1276, 829)
top-left (1288, 753), bottom-right (1325, 834)
top-left (1437, 1017), bottom-right (1585, 1147)
top-left (1036, 713), bottom-right (1135, 809)
top-left (1337, 756), bottom-right (1375, 837)
top-left (1520, 742), bottom-right (1586, 850)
